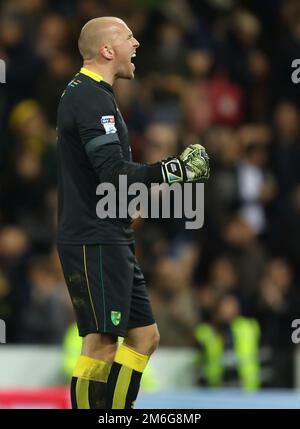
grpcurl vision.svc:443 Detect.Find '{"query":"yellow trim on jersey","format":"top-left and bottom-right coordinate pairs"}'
top-left (80, 67), bottom-right (103, 82)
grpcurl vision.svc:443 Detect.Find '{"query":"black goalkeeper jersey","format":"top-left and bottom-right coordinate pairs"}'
top-left (56, 68), bottom-right (163, 244)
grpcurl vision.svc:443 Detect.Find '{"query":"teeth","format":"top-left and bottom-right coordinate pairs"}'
top-left (131, 54), bottom-right (136, 58)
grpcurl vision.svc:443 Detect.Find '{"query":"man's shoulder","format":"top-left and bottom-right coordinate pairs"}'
top-left (63, 75), bottom-right (113, 102)
top-left (58, 76), bottom-right (116, 120)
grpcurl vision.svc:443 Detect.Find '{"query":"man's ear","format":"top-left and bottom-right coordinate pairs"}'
top-left (100, 45), bottom-right (114, 60)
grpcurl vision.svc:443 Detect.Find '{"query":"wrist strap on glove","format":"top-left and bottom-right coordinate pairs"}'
top-left (161, 158), bottom-right (186, 183)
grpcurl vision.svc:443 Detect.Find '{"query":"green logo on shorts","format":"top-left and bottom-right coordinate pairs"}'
top-left (111, 311), bottom-right (121, 326)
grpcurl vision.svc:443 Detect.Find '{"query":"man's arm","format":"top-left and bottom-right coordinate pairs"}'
top-left (77, 90), bottom-right (209, 187)
top-left (85, 138), bottom-right (163, 187)
top-left (85, 138), bottom-right (210, 187)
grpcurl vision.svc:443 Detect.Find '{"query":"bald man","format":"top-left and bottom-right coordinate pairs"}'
top-left (56, 17), bottom-right (209, 409)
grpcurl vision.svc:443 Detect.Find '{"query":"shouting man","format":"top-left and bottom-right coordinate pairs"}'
top-left (56, 17), bottom-right (209, 409)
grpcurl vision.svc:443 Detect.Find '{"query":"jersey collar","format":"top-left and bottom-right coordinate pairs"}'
top-left (79, 67), bottom-right (114, 94)
top-left (80, 67), bottom-right (103, 82)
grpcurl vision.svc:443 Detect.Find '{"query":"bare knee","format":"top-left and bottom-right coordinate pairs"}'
top-left (148, 329), bottom-right (160, 355)
top-left (82, 333), bottom-right (118, 363)
top-left (125, 324), bottom-right (160, 356)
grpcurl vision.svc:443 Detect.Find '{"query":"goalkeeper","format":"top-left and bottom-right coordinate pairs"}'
top-left (56, 16), bottom-right (210, 410)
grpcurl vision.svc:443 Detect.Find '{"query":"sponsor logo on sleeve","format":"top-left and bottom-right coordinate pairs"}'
top-left (101, 115), bottom-right (117, 134)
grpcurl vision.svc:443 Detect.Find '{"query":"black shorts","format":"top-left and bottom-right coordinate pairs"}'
top-left (57, 243), bottom-right (155, 337)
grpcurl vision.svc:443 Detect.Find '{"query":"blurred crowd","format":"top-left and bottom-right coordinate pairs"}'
top-left (1, 0), bottom-right (300, 388)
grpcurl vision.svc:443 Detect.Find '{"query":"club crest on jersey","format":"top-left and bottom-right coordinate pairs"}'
top-left (101, 115), bottom-right (117, 134)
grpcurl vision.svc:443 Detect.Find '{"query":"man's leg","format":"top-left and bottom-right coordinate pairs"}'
top-left (106, 324), bottom-right (160, 409)
top-left (71, 333), bottom-right (118, 409)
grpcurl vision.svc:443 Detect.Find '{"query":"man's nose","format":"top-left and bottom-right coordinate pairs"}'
top-left (133, 38), bottom-right (140, 48)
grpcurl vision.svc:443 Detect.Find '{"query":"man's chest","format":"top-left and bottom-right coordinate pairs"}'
top-left (115, 107), bottom-right (131, 161)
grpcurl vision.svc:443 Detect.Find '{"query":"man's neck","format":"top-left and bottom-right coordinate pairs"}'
top-left (82, 62), bottom-right (114, 86)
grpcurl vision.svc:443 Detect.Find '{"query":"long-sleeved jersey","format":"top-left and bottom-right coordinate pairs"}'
top-left (56, 68), bottom-right (163, 244)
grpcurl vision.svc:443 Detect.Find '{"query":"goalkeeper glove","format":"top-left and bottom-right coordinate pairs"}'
top-left (161, 144), bottom-right (210, 184)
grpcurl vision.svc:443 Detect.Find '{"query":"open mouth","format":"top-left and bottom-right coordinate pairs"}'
top-left (131, 53), bottom-right (136, 70)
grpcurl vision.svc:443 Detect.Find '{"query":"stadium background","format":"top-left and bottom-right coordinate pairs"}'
top-left (1, 0), bottom-right (300, 408)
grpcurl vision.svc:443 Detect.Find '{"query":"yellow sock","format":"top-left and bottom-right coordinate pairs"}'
top-left (106, 344), bottom-right (149, 409)
top-left (71, 355), bottom-right (111, 409)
